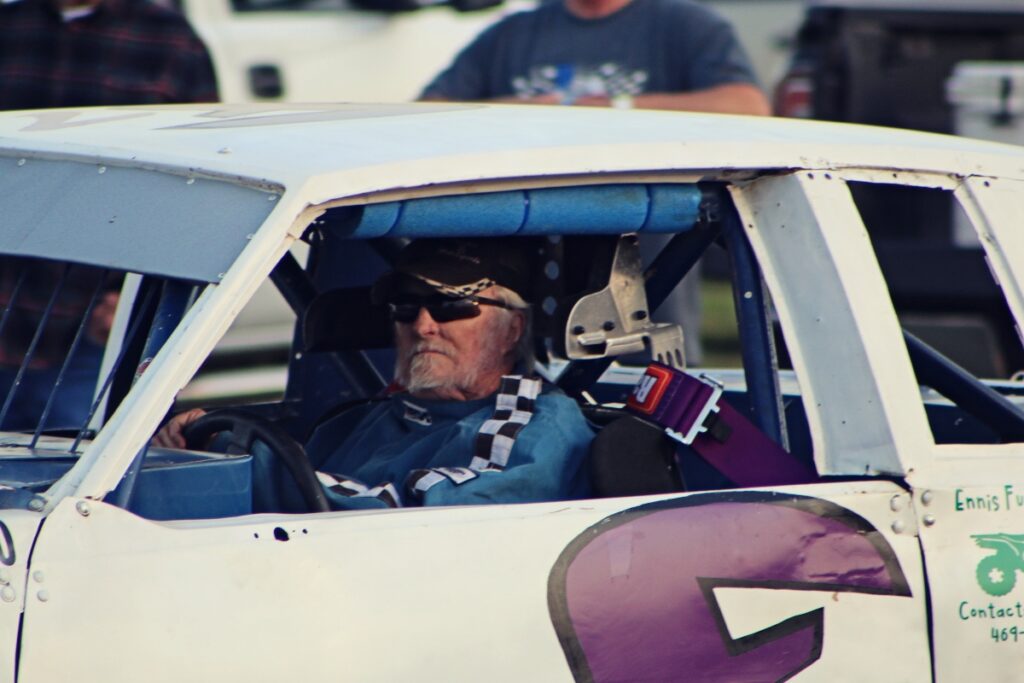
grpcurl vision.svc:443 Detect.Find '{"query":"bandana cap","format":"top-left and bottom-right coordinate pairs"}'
top-left (372, 238), bottom-right (533, 303)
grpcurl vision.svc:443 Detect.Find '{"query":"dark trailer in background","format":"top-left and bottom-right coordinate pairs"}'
top-left (774, 0), bottom-right (1024, 378)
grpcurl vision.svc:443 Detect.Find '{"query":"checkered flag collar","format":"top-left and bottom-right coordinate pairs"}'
top-left (412, 274), bottom-right (495, 299)
top-left (470, 375), bottom-right (541, 472)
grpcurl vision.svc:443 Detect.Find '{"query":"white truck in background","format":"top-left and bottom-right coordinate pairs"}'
top-left (177, 0), bottom-right (802, 104)
top-left (176, 0), bottom-right (519, 103)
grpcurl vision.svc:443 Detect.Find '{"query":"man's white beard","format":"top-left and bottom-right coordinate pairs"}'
top-left (400, 342), bottom-right (481, 395)
top-left (395, 313), bottom-right (513, 396)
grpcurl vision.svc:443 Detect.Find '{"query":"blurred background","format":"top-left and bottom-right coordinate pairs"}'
top-left (160, 0), bottom-right (1024, 401)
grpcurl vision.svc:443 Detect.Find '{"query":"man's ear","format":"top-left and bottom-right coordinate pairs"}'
top-left (506, 310), bottom-right (525, 352)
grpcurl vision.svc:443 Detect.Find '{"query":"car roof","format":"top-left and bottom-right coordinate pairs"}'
top-left (1, 103), bottom-right (1022, 205)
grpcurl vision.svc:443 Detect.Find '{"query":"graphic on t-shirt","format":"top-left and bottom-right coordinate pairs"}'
top-left (511, 63), bottom-right (647, 103)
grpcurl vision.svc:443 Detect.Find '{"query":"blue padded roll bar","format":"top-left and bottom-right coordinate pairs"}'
top-left (344, 184), bottom-right (704, 238)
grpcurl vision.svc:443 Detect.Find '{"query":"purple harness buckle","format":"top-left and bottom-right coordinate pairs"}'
top-left (627, 362), bottom-right (817, 487)
top-left (665, 374), bottom-right (724, 446)
top-left (628, 364), bottom-right (723, 445)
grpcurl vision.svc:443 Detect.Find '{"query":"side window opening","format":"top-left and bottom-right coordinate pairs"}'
top-left (66, 182), bottom-right (827, 522)
top-left (0, 257), bottom-right (121, 436)
top-left (851, 181), bottom-right (1024, 445)
top-left (0, 256), bottom-right (252, 519)
top-left (0, 256), bottom-right (206, 446)
top-left (273, 185), bottom-right (820, 501)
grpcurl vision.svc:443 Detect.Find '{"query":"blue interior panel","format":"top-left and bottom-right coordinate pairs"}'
top-left (0, 449), bottom-right (252, 520)
top-left (131, 455), bottom-right (252, 520)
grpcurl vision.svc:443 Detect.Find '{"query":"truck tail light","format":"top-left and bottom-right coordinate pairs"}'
top-left (774, 67), bottom-right (814, 118)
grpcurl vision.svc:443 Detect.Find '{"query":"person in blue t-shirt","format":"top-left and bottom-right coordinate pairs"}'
top-left (421, 0), bottom-right (769, 116)
top-left (155, 238), bottom-right (594, 510)
top-left (420, 0), bottom-right (770, 366)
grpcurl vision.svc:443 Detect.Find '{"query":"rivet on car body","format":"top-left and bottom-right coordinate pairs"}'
top-left (921, 490), bottom-right (933, 506)
top-left (218, 147), bottom-right (232, 154)
top-left (32, 571), bottom-right (43, 584)
top-left (889, 494), bottom-right (903, 512)
top-left (0, 571), bottom-right (9, 586)
top-left (268, 195), bottom-right (277, 202)
top-left (36, 590), bottom-right (49, 603)
top-left (186, 178), bottom-right (196, 185)
top-left (0, 588), bottom-right (14, 603)
top-left (16, 159), bottom-right (25, 167)
top-left (891, 519), bottom-right (906, 534)
top-left (923, 514), bottom-right (936, 527)
top-left (97, 166), bottom-right (106, 174)
top-left (27, 498), bottom-right (44, 512)
top-left (75, 501), bottom-right (90, 517)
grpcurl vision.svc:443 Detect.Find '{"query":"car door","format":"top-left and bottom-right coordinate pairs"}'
top-left (14, 481), bottom-right (933, 682)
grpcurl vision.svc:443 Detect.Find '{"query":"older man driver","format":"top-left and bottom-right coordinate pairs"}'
top-left (155, 238), bottom-right (594, 510)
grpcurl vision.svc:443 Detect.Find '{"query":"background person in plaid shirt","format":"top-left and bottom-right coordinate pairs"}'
top-left (0, 0), bottom-right (218, 108)
top-left (0, 0), bottom-right (218, 429)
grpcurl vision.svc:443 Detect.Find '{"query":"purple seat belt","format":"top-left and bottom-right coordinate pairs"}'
top-left (626, 362), bottom-right (817, 487)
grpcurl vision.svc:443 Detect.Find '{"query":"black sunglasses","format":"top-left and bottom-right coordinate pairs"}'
top-left (387, 295), bottom-right (515, 324)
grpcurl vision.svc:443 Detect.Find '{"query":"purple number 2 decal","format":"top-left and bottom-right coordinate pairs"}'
top-left (548, 492), bottom-right (910, 682)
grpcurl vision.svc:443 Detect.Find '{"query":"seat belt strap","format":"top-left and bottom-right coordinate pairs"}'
top-left (627, 363), bottom-right (816, 487)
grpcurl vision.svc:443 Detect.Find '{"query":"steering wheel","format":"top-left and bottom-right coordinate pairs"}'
top-left (182, 408), bottom-right (330, 513)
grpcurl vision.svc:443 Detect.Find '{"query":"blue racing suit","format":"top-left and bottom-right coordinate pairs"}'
top-left (301, 376), bottom-right (593, 510)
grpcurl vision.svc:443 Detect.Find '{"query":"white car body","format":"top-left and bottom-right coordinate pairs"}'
top-left (0, 103), bottom-right (1022, 681)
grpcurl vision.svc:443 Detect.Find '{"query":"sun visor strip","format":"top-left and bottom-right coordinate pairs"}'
top-left (335, 184), bottom-right (703, 238)
top-left (0, 156), bottom-right (276, 284)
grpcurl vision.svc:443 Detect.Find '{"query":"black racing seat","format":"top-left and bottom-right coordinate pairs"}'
top-left (587, 413), bottom-right (685, 497)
